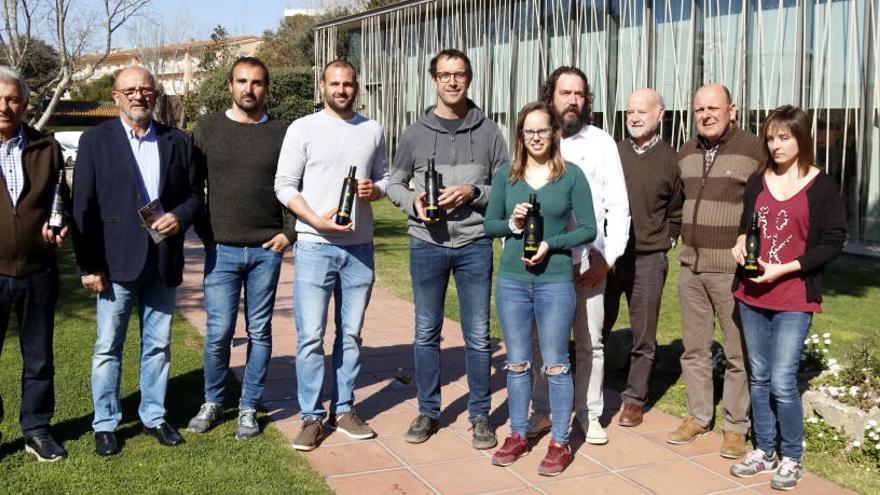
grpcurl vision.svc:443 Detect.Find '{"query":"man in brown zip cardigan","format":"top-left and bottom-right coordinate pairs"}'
top-left (0, 65), bottom-right (68, 462)
top-left (667, 83), bottom-right (766, 459)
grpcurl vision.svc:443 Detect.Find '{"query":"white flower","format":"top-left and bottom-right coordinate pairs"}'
top-left (833, 435), bottom-right (839, 441)
top-left (804, 339), bottom-right (811, 345)
top-left (868, 420), bottom-right (878, 428)
top-left (822, 332), bottom-right (831, 338)
top-left (822, 348), bottom-right (829, 353)
top-left (854, 440), bottom-right (862, 447)
top-left (818, 432), bottom-right (825, 438)
top-left (875, 443), bottom-right (880, 450)
top-left (808, 417), bottom-right (819, 424)
top-left (828, 359), bottom-right (838, 366)
top-left (824, 339), bottom-right (832, 345)
top-left (812, 334), bottom-right (819, 339)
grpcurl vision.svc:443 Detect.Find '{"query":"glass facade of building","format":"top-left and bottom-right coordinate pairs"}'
top-left (315, 0), bottom-right (880, 247)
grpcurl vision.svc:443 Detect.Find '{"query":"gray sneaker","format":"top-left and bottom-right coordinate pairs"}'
top-left (188, 402), bottom-right (223, 433)
top-left (235, 409), bottom-right (260, 440)
top-left (770, 457), bottom-right (803, 491)
top-left (730, 449), bottom-right (779, 478)
top-left (292, 418), bottom-right (323, 451)
top-left (404, 414), bottom-right (440, 444)
top-left (526, 413), bottom-right (551, 439)
top-left (328, 411), bottom-right (375, 440)
top-left (470, 416), bottom-right (497, 450)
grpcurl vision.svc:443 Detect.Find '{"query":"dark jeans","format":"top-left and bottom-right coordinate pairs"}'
top-left (604, 250), bottom-right (668, 406)
top-left (0, 268), bottom-right (58, 437)
top-left (409, 237), bottom-right (492, 421)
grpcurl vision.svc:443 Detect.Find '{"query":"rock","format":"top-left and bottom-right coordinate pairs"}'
top-left (802, 390), bottom-right (880, 441)
top-left (605, 328), bottom-right (634, 371)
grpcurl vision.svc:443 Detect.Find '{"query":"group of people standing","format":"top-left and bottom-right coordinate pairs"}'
top-left (0, 44), bottom-right (845, 491)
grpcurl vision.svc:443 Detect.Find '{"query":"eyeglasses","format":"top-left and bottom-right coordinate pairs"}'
top-left (114, 86), bottom-right (158, 99)
top-left (521, 128), bottom-right (553, 140)
top-left (435, 71), bottom-right (468, 83)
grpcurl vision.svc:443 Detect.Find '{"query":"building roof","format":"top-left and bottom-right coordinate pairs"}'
top-left (50, 101), bottom-right (119, 118)
top-left (78, 35), bottom-right (262, 65)
top-left (315, 0), bottom-right (433, 30)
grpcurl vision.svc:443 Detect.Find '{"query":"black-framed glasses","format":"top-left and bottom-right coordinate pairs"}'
top-left (435, 71), bottom-right (468, 83)
top-left (114, 86), bottom-right (158, 99)
top-left (521, 128), bottom-right (553, 140)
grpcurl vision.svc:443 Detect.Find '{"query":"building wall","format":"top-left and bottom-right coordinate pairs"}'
top-left (315, 0), bottom-right (880, 246)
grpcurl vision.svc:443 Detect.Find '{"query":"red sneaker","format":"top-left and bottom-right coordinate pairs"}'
top-left (491, 433), bottom-right (529, 466)
top-left (538, 440), bottom-right (573, 476)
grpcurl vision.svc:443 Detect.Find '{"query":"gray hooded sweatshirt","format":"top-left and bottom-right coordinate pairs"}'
top-left (387, 100), bottom-right (509, 247)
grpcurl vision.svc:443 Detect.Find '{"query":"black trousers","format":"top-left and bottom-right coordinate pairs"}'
top-left (0, 267), bottom-right (58, 437)
top-left (603, 250), bottom-right (669, 406)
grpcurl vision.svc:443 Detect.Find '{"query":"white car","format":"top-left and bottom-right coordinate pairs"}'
top-left (53, 131), bottom-right (83, 167)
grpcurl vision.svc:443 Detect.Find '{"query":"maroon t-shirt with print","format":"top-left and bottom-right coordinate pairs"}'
top-left (734, 175), bottom-right (822, 313)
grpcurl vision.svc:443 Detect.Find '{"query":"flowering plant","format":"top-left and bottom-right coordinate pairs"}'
top-left (800, 332), bottom-right (832, 374)
top-left (849, 420), bottom-right (880, 468)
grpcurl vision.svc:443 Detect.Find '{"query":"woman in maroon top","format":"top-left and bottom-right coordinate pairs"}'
top-left (729, 106), bottom-right (846, 491)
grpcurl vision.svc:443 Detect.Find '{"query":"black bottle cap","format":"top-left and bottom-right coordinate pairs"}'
top-left (348, 166), bottom-right (357, 177)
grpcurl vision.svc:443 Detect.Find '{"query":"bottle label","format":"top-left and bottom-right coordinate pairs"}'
top-left (49, 211), bottom-right (63, 228)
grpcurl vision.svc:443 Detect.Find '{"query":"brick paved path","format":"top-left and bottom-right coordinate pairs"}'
top-left (177, 237), bottom-right (853, 495)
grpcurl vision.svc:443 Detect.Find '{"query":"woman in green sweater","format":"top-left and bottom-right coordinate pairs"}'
top-left (485, 101), bottom-right (596, 476)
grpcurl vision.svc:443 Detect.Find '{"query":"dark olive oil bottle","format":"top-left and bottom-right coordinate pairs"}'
top-left (335, 166), bottom-right (357, 225)
top-left (744, 211), bottom-right (761, 278)
top-left (523, 193), bottom-right (543, 258)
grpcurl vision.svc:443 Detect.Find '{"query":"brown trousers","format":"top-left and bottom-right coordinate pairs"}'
top-left (678, 266), bottom-right (751, 433)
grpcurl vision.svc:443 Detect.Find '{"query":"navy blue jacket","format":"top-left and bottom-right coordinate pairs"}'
top-left (72, 119), bottom-right (202, 286)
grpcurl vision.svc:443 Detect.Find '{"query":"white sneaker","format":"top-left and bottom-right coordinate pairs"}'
top-left (583, 418), bottom-right (608, 445)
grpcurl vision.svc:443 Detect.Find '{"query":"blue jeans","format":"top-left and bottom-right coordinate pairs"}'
top-left (409, 237), bottom-right (492, 421)
top-left (92, 262), bottom-right (176, 431)
top-left (203, 244), bottom-right (282, 410)
top-left (496, 277), bottom-right (575, 444)
top-left (294, 241), bottom-right (374, 420)
top-left (738, 301), bottom-right (812, 461)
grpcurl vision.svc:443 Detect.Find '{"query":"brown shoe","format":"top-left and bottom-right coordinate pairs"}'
top-left (720, 431), bottom-right (748, 459)
top-left (666, 418), bottom-right (709, 444)
top-left (618, 403), bottom-right (644, 427)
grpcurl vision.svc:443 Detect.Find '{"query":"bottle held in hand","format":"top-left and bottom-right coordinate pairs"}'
top-left (335, 166), bottom-right (357, 225)
top-left (48, 168), bottom-right (66, 235)
top-left (425, 158), bottom-right (440, 219)
top-left (744, 211), bottom-right (761, 278)
top-left (522, 193), bottom-right (543, 259)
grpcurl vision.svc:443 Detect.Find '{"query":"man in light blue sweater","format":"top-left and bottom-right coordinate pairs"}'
top-left (275, 59), bottom-right (389, 452)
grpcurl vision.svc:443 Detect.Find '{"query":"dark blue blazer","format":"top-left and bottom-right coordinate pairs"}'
top-left (72, 118), bottom-right (202, 286)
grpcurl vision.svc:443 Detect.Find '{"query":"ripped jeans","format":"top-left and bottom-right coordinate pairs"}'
top-left (496, 277), bottom-right (575, 444)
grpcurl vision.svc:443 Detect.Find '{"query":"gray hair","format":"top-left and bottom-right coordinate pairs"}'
top-left (0, 65), bottom-right (30, 101)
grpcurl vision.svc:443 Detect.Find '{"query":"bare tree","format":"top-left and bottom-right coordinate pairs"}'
top-left (128, 12), bottom-right (195, 126)
top-left (0, 0), bottom-right (36, 69)
top-left (7, 0), bottom-right (152, 130)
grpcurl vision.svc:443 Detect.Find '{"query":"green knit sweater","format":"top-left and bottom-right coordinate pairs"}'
top-left (484, 162), bottom-right (597, 282)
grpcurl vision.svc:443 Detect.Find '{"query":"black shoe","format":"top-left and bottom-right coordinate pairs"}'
top-left (25, 433), bottom-right (67, 462)
top-left (95, 431), bottom-right (120, 456)
top-left (143, 422), bottom-right (185, 446)
top-left (404, 414), bottom-right (440, 444)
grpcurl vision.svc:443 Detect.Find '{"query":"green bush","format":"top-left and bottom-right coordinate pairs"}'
top-left (186, 66), bottom-right (316, 125)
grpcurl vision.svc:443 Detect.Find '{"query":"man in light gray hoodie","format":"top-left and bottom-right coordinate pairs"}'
top-left (387, 48), bottom-right (508, 450)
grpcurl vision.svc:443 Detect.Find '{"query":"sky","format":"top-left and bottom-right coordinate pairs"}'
top-left (137, 0), bottom-right (317, 40)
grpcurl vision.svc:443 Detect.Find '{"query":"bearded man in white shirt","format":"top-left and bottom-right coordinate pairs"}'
top-left (527, 67), bottom-right (631, 445)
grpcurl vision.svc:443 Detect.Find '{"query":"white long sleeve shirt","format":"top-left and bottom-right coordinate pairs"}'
top-left (562, 125), bottom-right (631, 272)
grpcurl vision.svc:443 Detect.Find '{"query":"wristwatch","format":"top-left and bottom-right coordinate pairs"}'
top-left (470, 184), bottom-right (481, 202)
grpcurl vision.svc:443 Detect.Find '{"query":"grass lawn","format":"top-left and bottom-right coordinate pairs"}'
top-left (372, 199), bottom-right (880, 494)
top-left (0, 248), bottom-right (330, 494)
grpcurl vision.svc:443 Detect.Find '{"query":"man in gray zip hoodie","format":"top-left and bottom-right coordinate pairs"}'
top-left (387, 49), bottom-right (508, 450)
